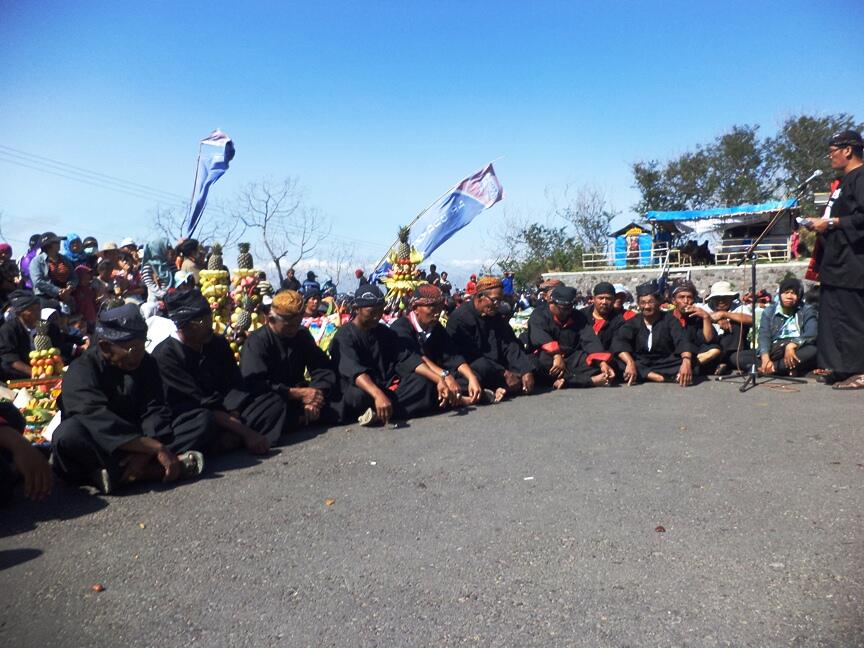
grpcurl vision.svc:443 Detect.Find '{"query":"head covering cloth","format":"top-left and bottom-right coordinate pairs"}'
top-left (164, 289), bottom-right (211, 326)
top-left (271, 290), bottom-right (304, 316)
top-left (96, 303), bottom-right (148, 342)
top-left (141, 239), bottom-right (176, 290)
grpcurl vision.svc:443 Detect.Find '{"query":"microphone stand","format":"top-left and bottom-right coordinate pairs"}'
top-left (724, 190), bottom-right (809, 393)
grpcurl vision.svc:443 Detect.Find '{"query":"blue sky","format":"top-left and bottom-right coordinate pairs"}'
top-left (2, 1), bottom-right (863, 286)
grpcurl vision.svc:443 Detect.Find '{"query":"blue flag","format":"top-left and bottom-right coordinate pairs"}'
top-left (372, 163), bottom-right (504, 281)
top-left (186, 130), bottom-right (235, 237)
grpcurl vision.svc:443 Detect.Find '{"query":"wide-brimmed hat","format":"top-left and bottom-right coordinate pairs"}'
top-left (706, 281), bottom-right (738, 301)
top-left (120, 237), bottom-right (138, 249)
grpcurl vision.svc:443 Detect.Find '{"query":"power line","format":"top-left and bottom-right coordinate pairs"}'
top-left (0, 145), bottom-right (388, 251)
top-left (0, 145), bottom-right (189, 203)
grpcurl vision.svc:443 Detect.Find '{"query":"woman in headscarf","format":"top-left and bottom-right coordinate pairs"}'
top-left (62, 233), bottom-right (91, 266)
top-left (140, 239), bottom-right (176, 303)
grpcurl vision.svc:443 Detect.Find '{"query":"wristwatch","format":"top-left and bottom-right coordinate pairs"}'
top-left (439, 369), bottom-right (450, 379)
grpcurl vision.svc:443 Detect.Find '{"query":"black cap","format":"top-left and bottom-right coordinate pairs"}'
top-left (636, 280), bottom-right (660, 298)
top-left (8, 289), bottom-right (39, 311)
top-left (550, 285), bottom-right (577, 305)
top-left (307, 271), bottom-right (317, 280)
top-left (778, 277), bottom-right (803, 299)
top-left (829, 130), bottom-right (863, 148)
top-left (354, 284), bottom-right (385, 308)
top-left (40, 231), bottom-right (66, 249)
top-left (96, 303), bottom-right (147, 342)
top-left (164, 289), bottom-right (211, 326)
top-left (593, 281), bottom-right (615, 297)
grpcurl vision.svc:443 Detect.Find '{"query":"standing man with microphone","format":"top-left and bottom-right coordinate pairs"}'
top-left (802, 130), bottom-right (864, 389)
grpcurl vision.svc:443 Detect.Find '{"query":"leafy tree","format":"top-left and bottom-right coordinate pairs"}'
top-left (767, 113), bottom-right (864, 213)
top-left (498, 222), bottom-right (583, 286)
top-left (631, 124), bottom-right (775, 213)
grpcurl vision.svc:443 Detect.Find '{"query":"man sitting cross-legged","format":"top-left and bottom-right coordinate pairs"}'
top-left (446, 276), bottom-right (538, 402)
top-left (528, 285), bottom-right (615, 389)
top-left (329, 284), bottom-right (441, 426)
top-left (240, 290), bottom-right (338, 429)
top-left (389, 284), bottom-right (484, 407)
top-left (613, 280), bottom-right (696, 387)
top-left (695, 281), bottom-right (753, 374)
top-left (579, 282), bottom-right (634, 373)
top-left (52, 304), bottom-right (206, 495)
top-left (668, 281), bottom-right (723, 373)
top-left (152, 289), bottom-right (285, 454)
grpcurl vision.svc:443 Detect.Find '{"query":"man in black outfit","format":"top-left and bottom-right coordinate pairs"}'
top-left (804, 130), bottom-right (864, 389)
top-left (329, 284), bottom-right (441, 426)
top-left (152, 289), bottom-right (285, 453)
top-left (528, 285), bottom-right (615, 388)
top-left (52, 304), bottom-right (207, 494)
top-left (240, 289), bottom-right (338, 429)
top-left (446, 276), bottom-right (538, 402)
top-left (389, 283), bottom-right (484, 407)
top-left (613, 280), bottom-right (695, 386)
top-left (0, 289), bottom-right (44, 380)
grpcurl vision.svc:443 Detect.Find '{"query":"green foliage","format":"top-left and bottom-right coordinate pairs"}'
top-left (499, 223), bottom-right (583, 286)
top-left (631, 124), bottom-right (774, 213)
top-left (632, 113), bottom-right (862, 217)
top-left (766, 113), bottom-right (864, 214)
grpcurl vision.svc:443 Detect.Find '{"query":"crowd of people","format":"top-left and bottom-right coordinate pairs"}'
top-left (1, 128), bottom-right (862, 507)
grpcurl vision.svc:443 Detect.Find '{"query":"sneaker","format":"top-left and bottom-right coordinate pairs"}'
top-left (357, 407), bottom-right (376, 427)
top-left (90, 468), bottom-right (113, 495)
top-left (177, 451), bottom-right (205, 479)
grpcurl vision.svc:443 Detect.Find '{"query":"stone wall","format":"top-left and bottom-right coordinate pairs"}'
top-left (542, 261), bottom-right (813, 296)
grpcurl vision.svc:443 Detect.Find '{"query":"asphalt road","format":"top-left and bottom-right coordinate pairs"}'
top-left (2, 379), bottom-right (863, 647)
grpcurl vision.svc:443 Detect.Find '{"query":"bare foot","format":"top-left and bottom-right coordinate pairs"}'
top-left (552, 377), bottom-right (566, 390)
top-left (646, 372), bottom-right (666, 383)
top-left (494, 387), bottom-right (507, 402)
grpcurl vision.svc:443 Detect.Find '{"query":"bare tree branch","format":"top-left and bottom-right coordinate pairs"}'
top-left (550, 183), bottom-right (619, 253)
top-left (233, 177), bottom-right (329, 284)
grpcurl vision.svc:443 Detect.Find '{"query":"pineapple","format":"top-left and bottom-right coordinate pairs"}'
top-left (34, 321), bottom-right (52, 352)
top-left (396, 225), bottom-right (411, 261)
top-left (237, 242), bottom-right (253, 270)
top-left (208, 243), bottom-right (223, 271)
top-left (235, 306), bottom-right (252, 332)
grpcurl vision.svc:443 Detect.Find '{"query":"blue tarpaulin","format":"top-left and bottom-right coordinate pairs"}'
top-left (646, 199), bottom-right (797, 222)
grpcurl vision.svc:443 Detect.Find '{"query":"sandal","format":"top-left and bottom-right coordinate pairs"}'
top-left (833, 374), bottom-right (864, 390)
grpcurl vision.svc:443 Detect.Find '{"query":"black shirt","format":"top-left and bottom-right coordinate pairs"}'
top-left (445, 302), bottom-right (537, 375)
top-left (330, 321), bottom-right (422, 388)
top-left (240, 325), bottom-right (336, 396)
top-left (528, 303), bottom-right (605, 358)
top-left (152, 335), bottom-right (251, 415)
top-left (60, 346), bottom-right (173, 453)
top-left (389, 314), bottom-right (466, 373)
top-left (612, 310), bottom-right (693, 360)
top-left (819, 165), bottom-right (864, 288)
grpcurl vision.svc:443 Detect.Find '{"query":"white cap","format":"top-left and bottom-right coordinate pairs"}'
top-left (120, 237), bottom-right (137, 248)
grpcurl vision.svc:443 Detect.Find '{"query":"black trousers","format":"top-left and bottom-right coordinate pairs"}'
top-left (818, 285), bottom-right (864, 375)
top-left (52, 408), bottom-right (213, 486)
top-left (536, 350), bottom-right (600, 388)
top-left (0, 453), bottom-right (15, 507)
top-left (0, 361), bottom-right (29, 381)
top-left (333, 373), bottom-right (438, 423)
top-left (240, 392), bottom-right (290, 443)
top-left (633, 353), bottom-right (687, 381)
top-left (732, 342), bottom-right (818, 375)
top-left (468, 357), bottom-right (536, 391)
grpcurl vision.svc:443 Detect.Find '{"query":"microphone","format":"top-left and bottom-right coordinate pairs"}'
top-left (795, 169), bottom-right (823, 192)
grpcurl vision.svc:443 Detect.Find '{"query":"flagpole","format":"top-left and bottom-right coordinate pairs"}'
top-left (371, 157), bottom-right (505, 272)
top-left (182, 142), bottom-right (203, 240)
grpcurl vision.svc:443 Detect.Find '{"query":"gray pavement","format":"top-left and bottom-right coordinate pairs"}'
top-left (2, 379), bottom-right (863, 647)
